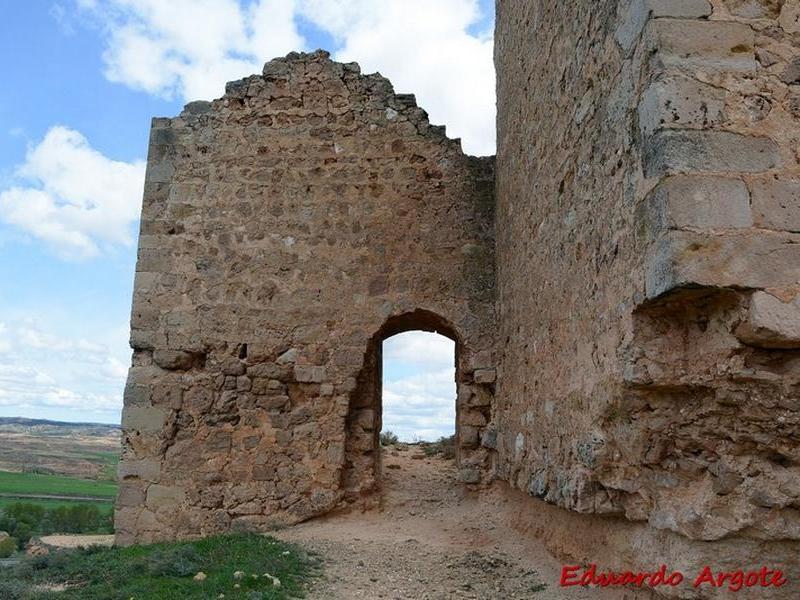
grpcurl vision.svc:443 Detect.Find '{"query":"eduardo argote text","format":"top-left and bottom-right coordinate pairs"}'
top-left (560, 564), bottom-right (788, 592)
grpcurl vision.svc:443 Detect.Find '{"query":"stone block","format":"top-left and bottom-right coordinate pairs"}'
top-left (123, 383), bottom-right (151, 407)
top-left (647, 0), bottom-right (712, 18)
top-left (146, 484), bottom-right (186, 509)
top-left (780, 1), bottom-right (800, 33)
top-left (460, 425), bottom-right (480, 447)
top-left (277, 348), bottom-right (299, 364)
top-left (152, 384), bottom-right (183, 409)
top-left (118, 459), bottom-right (161, 483)
top-left (294, 365), bottom-right (326, 383)
top-left (637, 77), bottom-right (725, 137)
top-left (646, 19), bottom-right (756, 72)
top-left (153, 349), bottom-right (198, 370)
top-left (736, 292), bottom-right (800, 349)
top-left (145, 160), bottom-right (175, 184)
top-left (645, 230), bottom-right (800, 298)
top-left (122, 406), bottom-right (169, 434)
top-left (462, 410), bottom-right (488, 427)
top-left (727, 0), bottom-right (783, 19)
top-left (456, 468), bottom-right (481, 484)
top-left (638, 176), bottom-right (752, 233)
top-left (643, 130), bottom-right (780, 177)
top-left (474, 368), bottom-right (496, 384)
top-left (114, 507), bottom-right (140, 537)
top-left (247, 362), bottom-right (287, 379)
top-left (615, 0), bottom-right (650, 55)
top-left (751, 179), bottom-right (800, 232)
top-left (117, 482), bottom-right (146, 507)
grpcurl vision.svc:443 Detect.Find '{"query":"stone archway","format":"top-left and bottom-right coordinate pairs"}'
top-left (341, 309), bottom-right (493, 503)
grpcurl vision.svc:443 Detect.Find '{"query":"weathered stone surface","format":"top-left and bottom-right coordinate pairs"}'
top-left (118, 459), bottom-right (161, 483)
top-left (645, 230), bottom-right (800, 298)
top-left (152, 350), bottom-right (198, 371)
top-left (293, 365), bottom-right (326, 384)
top-left (643, 130), bottom-right (780, 176)
top-left (118, 50), bottom-right (496, 544)
top-left (780, 1), bottom-right (800, 32)
top-left (121, 406), bottom-right (169, 435)
top-left (648, 0), bottom-right (712, 18)
top-left (116, 3), bottom-right (800, 591)
top-left (751, 179), bottom-right (800, 232)
top-left (117, 482), bottom-right (146, 507)
top-left (638, 175), bottom-right (752, 233)
top-left (646, 19), bottom-right (757, 72)
top-left (496, 0), bottom-right (800, 590)
top-left (724, 0), bottom-right (784, 19)
top-left (638, 77), bottom-right (725, 137)
top-left (736, 291), bottom-right (800, 348)
top-left (473, 369), bottom-right (496, 384)
top-left (146, 484), bottom-right (186, 509)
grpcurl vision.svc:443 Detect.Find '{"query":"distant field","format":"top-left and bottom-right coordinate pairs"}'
top-left (0, 416), bottom-right (120, 481)
top-left (0, 497), bottom-right (114, 512)
top-left (0, 471), bottom-right (117, 499)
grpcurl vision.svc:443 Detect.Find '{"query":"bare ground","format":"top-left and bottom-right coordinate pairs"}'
top-left (274, 445), bottom-right (630, 600)
top-left (41, 446), bottom-right (646, 599)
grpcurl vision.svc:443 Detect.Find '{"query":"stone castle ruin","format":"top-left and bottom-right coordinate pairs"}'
top-left (118, 0), bottom-right (800, 595)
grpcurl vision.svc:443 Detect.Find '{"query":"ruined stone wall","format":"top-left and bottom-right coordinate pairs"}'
top-left (496, 0), bottom-right (799, 594)
top-left (116, 51), bottom-right (495, 545)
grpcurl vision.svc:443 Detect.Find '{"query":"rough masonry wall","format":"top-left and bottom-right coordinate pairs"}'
top-left (496, 0), bottom-right (799, 594)
top-left (116, 51), bottom-right (495, 545)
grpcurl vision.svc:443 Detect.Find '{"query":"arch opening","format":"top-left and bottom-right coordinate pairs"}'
top-left (342, 310), bottom-right (491, 503)
top-left (381, 330), bottom-right (456, 444)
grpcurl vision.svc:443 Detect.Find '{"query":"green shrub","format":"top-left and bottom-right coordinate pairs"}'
top-left (380, 430), bottom-right (399, 446)
top-left (0, 502), bottom-right (112, 547)
top-left (0, 535), bottom-right (17, 558)
top-left (146, 545), bottom-right (200, 577)
top-left (421, 435), bottom-right (456, 459)
top-left (0, 579), bottom-right (27, 600)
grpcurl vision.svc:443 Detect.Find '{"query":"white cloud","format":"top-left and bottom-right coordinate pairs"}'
top-left (87, 0), bottom-right (303, 101)
top-left (82, 0), bottom-right (495, 155)
top-left (298, 0), bottom-right (495, 155)
top-left (0, 126), bottom-right (146, 259)
top-left (0, 321), bottom-right (127, 422)
top-left (382, 332), bottom-right (456, 441)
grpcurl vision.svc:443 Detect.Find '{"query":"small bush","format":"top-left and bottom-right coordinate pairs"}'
top-left (421, 435), bottom-right (456, 459)
top-left (0, 535), bottom-right (17, 558)
top-left (147, 545), bottom-right (201, 577)
top-left (0, 579), bottom-right (27, 600)
top-left (380, 430), bottom-right (399, 446)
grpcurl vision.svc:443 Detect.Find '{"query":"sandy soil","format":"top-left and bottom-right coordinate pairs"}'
top-left (39, 534), bottom-right (114, 548)
top-left (275, 445), bottom-right (634, 600)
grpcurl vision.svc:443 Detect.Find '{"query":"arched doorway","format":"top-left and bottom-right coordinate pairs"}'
top-left (341, 310), bottom-right (493, 502)
top-left (381, 330), bottom-right (456, 444)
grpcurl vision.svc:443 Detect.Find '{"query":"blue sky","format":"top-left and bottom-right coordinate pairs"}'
top-left (0, 0), bottom-right (494, 440)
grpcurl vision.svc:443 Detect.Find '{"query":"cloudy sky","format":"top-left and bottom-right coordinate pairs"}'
top-left (0, 0), bottom-right (494, 438)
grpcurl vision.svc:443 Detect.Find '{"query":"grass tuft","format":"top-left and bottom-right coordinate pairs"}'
top-left (5, 533), bottom-right (319, 599)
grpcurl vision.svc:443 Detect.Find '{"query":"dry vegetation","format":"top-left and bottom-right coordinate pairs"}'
top-left (0, 418), bottom-right (120, 481)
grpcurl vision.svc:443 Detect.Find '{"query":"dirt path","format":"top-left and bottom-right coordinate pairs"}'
top-left (275, 446), bottom-right (632, 600)
top-left (39, 534), bottom-right (114, 548)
